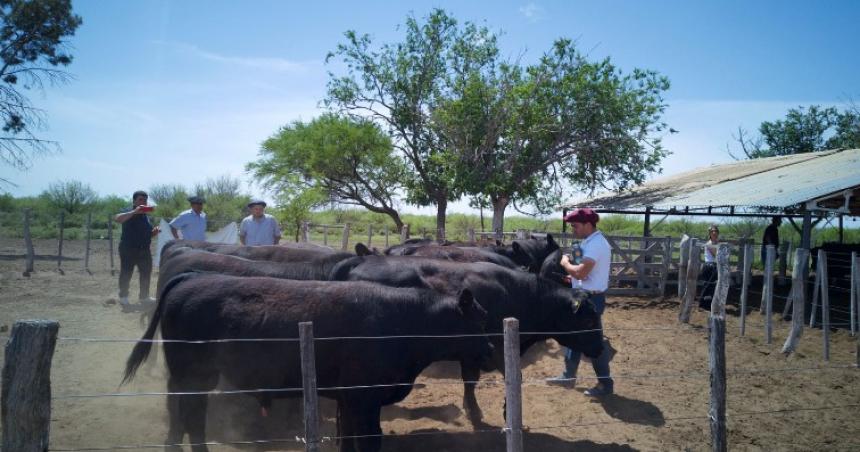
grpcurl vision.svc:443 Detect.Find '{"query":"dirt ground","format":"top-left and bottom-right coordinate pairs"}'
top-left (1, 238), bottom-right (859, 451)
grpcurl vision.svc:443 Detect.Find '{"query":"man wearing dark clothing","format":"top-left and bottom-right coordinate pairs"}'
top-left (761, 216), bottom-right (781, 264)
top-left (114, 190), bottom-right (160, 311)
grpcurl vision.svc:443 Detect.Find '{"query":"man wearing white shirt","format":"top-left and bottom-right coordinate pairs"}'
top-left (169, 196), bottom-right (207, 241)
top-left (547, 208), bottom-right (614, 396)
top-left (239, 199), bottom-right (281, 246)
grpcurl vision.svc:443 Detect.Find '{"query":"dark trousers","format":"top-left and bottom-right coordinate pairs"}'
top-left (562, 293), bottom-right (613, 388)
top-left (698, 262), bottom-right (717, 308)
top-left (118, 245), bottom-right (152, 299)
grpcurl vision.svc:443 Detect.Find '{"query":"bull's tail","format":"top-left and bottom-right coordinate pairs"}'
top-left (122, 271), bottom-right (197, 384)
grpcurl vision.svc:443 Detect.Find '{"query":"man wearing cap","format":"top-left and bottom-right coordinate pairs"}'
top-left (240, 199), bottom-right (281, 246)
top-left (169, 196), bottom-right (207, 241)
top-left (547, 207), bottom-right (614, 396)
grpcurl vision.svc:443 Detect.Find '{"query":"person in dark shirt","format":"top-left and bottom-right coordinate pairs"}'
top-left (114, 190), bottom-right (160, 310)
top-left (761, 216), bottom-right (781, 264)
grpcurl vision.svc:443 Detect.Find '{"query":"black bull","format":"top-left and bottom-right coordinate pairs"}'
top-left (330, 255), bottom-right (604, 425)
top-left (124, 273), bottom-right (494, 452)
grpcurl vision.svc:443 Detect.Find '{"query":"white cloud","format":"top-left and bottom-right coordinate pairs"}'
top-left (153, 40), bottom-right (318, 73)
top-left (519, 3), bottom-right (544, 23)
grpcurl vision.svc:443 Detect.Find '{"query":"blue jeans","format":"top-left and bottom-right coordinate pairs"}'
top-left (562, 293), bottom-right (613, 388)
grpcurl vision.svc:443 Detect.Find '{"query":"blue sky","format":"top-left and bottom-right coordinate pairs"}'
top-left (1, 0), bottom-right (858, 214)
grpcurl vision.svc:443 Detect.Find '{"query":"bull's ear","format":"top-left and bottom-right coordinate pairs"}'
top-left (458, 289), bottom-right (476, 310)
top-left (355, 243), bottom-right (371, 256)
top-left (546, 234), bottom-right (557, 248)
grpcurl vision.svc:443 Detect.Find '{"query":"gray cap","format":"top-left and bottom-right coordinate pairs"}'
top-left (187, 195), bottom-right (205, 204)
top-left (247, 199), bottom-right (267, 208)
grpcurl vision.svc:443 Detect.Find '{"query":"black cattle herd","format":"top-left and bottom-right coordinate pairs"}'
top-left (122, 236), bottom-right (604, 452)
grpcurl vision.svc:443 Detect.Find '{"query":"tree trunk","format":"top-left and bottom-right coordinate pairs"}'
top-left (384, 208), bottom-right (405, 234)
top-left (491, 195), bottom-right (510, 235)
top-left (435, 198), bottom-right (447, 237)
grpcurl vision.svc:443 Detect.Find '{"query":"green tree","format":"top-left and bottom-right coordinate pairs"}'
top-left (325, 9), bottom-right (499, 234)
top-left (437, 39), bottom-right (670, 232)
top-left (0, 0), bottom-right (82, 176)
top-left (148, 184), bottom-right (188, 220)
top-left (41, 179), bottom-right (96, 214)
top-left (271, 186), bottom-right (327, 242)
top-left (248, 113), bottom-right (408, 231)
top-left (731, 105), bottom-right (860, 159)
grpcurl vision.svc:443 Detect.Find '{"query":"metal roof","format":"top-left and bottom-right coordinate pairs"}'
top-left (565, 148), bottom-right (860, 215)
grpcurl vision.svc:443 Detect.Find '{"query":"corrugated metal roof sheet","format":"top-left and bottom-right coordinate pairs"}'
top-left (566, 148), bottom-right (860, 213)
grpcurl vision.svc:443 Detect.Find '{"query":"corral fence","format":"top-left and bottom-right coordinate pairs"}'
top-left (3, 248), bottom-right (859, 451)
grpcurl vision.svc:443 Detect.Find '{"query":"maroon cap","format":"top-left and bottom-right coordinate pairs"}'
top-left (564, 208), bottom-right (599, 225)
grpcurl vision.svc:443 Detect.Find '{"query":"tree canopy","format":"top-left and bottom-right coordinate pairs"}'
top-left (436, 39), bottom-right (670, 231)
top-left (325, 9), bottom-right (499, 233)
top-left (0, 0), bottom-right (82, 176)
top-left (731, 104), bottom-right (860, 159)
top-left (248, 113), bottom-right (408, 231)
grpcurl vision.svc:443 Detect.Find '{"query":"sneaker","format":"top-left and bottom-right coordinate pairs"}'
top-left (546, 375), bottom-right (576, 388)
top-left (119, 297), bottom-right (133, 312)
top-left (584, 384), bottom-right (613, 397)
top-left (139, 297), bottom-right (156, 306)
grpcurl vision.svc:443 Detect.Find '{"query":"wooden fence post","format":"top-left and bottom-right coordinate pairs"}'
top-left (819, 250), bottom-right (830, 361)
top-left (679, 239), bottom-right (700, 323)
top-left (367, 224), bottom-right (373, 247)
top-left (762, 245), bottom-right (775, 344)
top-left (2, 319), bottom-right (59, 452)
top-left (299, 322), bottom-right (320, 452)
top-left (301, 221), bottom-right (310, 243)
top-left (341, 223), bottom-right (350, 251)
top-left (850, 252), bottom-right (857, 337)
top-left (22, 208), bottom-right (35, 277)
top-left (782, 248), bottom-right (809, 354)
top-left (810, 249), bottom-right (826, 328)
top-left (678, 234), bottom-right (690, 299)
top-left (108, 215), bottom-right (115, 276)
top-left (708, 245), bottom-right (729, 452)
top-left (740, 243), bottom-right (752, 336)
top-left (84, 212), bottom-right (92, 272)
top-left (503, 318), bottom-right (523, 452)
top-left (437, 227), bottom-right (445, 244)
top-left (384, 225), bottom-right (389, 248)
top-left (400, 224), bottom-right (409, 243)
top-left (56, 211), bottom-right (65, 275)
top-left (468, 228), bottom-right (475, 245)
top-left (323, 225), bottom-right (328, 247)
top-left (778, 241), bottom-right (790, 284)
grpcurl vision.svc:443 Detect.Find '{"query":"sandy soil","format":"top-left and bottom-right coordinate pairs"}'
top-left (1, 238), bottom-right (859, 451)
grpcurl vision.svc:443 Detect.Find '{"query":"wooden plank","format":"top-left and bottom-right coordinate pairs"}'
top-left (299, 322), bottom-right (321, 452)
top-left (341, 223), bottom-right (350, 251)
top-left (22, 208), bottom-right (34, 276)
top-left (84, 212), bottom-right (92, 272)
top-left (504, 318), bottom-right (523, 452)
top-left (782, 248), bottom-right (809, 355)
top-left (820, 250), bottom-right (830, 361)
top-left (679, 240), bottom-right (700, 323)
top-left (107, 215), bottom-right (115, 276)
top-left (709, 315), bottom-right (727, 452)
top-left (850, 252), bottom-right (857, 337)
top-left (56, 212), bottom-right (65, 275)
top-left (678, 235), bottom-right (690, 299)
top-left (763, 246), bottom-right (775, 344)
top-left (2, 320), bottom-right (60, 452)
top-left (740, 244), bottom-right (752, 336)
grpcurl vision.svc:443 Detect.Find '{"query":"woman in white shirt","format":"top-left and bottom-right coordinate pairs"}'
top-left (698, 224), bottom-right (720, 309)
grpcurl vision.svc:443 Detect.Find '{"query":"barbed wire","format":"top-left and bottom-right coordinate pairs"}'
top-left (51, 363), bottom-right (858, 401)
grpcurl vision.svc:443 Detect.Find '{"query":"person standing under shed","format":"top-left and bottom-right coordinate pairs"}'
top-left (698, 224), bottom-right (720, 310)
top-left (547, 208), bottom-right (614, 396)
top-left (114, 190), bottom-right (160, 311)
top-left (169, 195), bottom-right (207, 241)
top-left (240, 199), bottom-right (281, 246)
top-left (761, 215), bottom-right (781, 264)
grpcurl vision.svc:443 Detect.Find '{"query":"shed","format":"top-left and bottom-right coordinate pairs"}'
top-left (562, 148), bottom-right (860, 249)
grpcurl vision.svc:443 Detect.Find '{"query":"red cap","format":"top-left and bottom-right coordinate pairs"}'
top-left (564, 208), bottom-right (599, 225)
